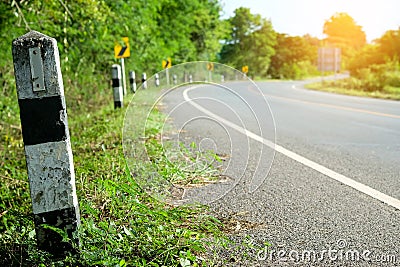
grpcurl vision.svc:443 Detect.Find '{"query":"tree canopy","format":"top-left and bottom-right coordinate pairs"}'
top-left (268, 34), bottom-right (319, 79)
top-left (0, 0), bottom-right (227, 77)
top-left (219, 7), bottom-right (276, 77)
top-left (323, 12), bottom-right (366, 54)
top-left (377, 28), bottom-right (400, 60)
top-left (1, 2), bottom-right (399, 84)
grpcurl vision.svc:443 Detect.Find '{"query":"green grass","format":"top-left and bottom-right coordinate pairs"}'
top-left (305, 81), bottom-right (400, 100)
top-left (0, 71), bottom-right (227, 266)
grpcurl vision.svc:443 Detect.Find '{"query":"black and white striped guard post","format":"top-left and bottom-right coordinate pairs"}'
top-left (12, 31), bottom-right (80, 256)
top-left (111, 64), bottom-right (123, 108)
top-left (129, 70), bottom-right (136, 93)
top-left (142, 72), bottom-right (147, 89)
top-left (155, 73), bottom-right (160, 87)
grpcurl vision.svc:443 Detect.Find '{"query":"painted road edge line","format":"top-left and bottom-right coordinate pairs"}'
top-left (183, 86), bottom-right (400, 211)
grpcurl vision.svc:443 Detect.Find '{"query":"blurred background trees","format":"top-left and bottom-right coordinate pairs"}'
top-left (219, 7), bottom-right (276, 77)
top-left (0, 1), bottom-right (399, 94)
top-left (323, 12), bottom-right (366, 55)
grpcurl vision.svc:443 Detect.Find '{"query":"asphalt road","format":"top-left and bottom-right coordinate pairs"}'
top-left (159, 80), bottom-right (400, 266)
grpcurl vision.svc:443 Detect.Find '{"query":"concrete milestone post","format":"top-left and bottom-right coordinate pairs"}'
top-left (12, 31), bottom-right (80, 256)
top-left (129, 70), bottom-right (136, 93)
top-left (111, 64), bottom-right (123, 108)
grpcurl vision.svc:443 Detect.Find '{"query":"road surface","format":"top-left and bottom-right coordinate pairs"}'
top-left (160, 80), bottom-right (400, 266)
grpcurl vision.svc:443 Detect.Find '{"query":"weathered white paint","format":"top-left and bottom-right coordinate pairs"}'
top-left (12, 31), bottom-right (65, 99)
top-left (25, 140), bottom-right (79, 214)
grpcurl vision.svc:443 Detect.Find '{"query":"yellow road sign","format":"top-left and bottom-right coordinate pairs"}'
top-left (207, 62), bottom-right (214, 71)
top-left (162, 58), bottom-right (172, 69)
top-left (114, 37), bottom-right (130, 58)
top-left (242, 65), bottom-right (248, 74)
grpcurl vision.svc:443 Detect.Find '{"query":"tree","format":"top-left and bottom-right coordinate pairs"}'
top-left (220, 7), bottom-right (276, 77)
top-left (1, 0), bottom-right (228, 76)
top-left (157, 0), bottom-right (228, 63)
top-left (268, 34), bottom-right (319, 79)
top-left (377, 28), bottom-right (400, 60)
top-left (323, 12), bottom-right (366, 55)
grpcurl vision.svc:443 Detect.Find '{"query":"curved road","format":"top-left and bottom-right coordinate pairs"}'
top-left (160, 80), bottom-right (400, 266)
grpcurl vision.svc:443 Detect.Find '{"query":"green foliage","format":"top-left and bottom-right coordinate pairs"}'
top-left (157, 0), bottom-right (228, 62)
top-left (306, 78), bottom-right (400, 100)
top-left (220, 7), bottom-right (277, 77)
top-left (0, 0), bottom-right (226, 79)
top-left (323, 12), bottom-right (366, 56)
top-left (268, 34), bottom-right (319, 79)
top-left (307, 59), bottom-right (400, 99)
top-left (376, 28), bottom-right (400, 60)
top-left (320, 13), bottom-right (400, 95)
top-left (348, 61), bottom-right (400, 92)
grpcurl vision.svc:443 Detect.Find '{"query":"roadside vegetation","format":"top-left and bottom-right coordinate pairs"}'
top-left (1, 79), bottom-right (227, 266)
top-left (306, 13), bottom-right (400, 99)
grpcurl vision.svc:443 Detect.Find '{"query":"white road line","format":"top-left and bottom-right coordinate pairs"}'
top-left (183, 86), bottom-right (400, 210)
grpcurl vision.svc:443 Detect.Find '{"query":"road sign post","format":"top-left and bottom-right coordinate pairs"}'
top-left (162, 58), bottom-right (172, 85)
top-left (12, 31), bottom-right (80, 256)
top-left (114, 37), bottom-right (130, 95)
top-left (242, 65), bottom-right (249, 77)
top-left (120, 58), bottom-right (127, 95)
top-left (318, 47), bottom-right (341, 82)
top-left (111, 64), bottom-right (123, 108)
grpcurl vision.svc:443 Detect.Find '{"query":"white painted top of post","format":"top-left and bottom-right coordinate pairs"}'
top-left (12, 31), bottom-right (64, 100)
top-left (112, 64), bottom-right (122, 79)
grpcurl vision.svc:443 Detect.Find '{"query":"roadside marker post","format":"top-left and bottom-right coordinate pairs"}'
top-left (142, 73), bottom-right (147, 89)
top-left (12, 31), bottom-right (80, 256)
top-left (155, 73), bottom-right (160, 87)
top-left (129, 70), bottom-right (136, 93)
top-left (189, 74), bottom-right (193, 83)
top-left (221, 75), bottom-right (225, 82)
top-left (111, 64), bottom-right (123, 108)
top-left (207, 62), bottom-right (214, 82)
top-left (173, 74), bottom-right (177, 85)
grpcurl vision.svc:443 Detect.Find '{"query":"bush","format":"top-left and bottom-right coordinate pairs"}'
top-left (277, 61), bottom-right (318, 80)
top-left (350, 61), bottom-right (400, 92)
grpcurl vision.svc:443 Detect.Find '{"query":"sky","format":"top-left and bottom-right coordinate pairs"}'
top-left (220, 0), bottom-right (400, 42)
